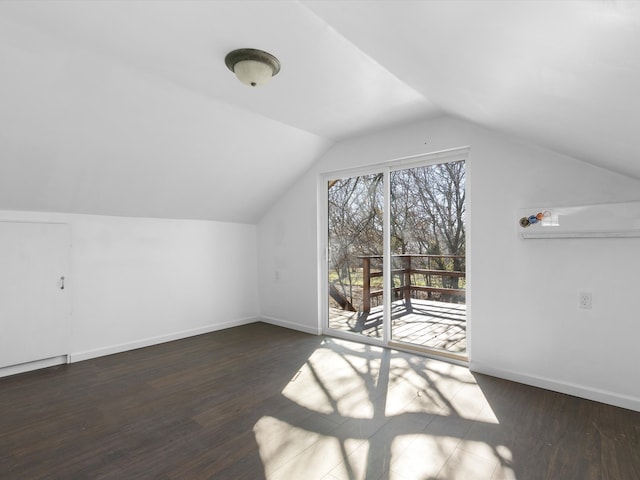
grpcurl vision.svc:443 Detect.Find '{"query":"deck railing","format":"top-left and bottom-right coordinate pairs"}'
top-left (359, 254), bottom-right (465, 312)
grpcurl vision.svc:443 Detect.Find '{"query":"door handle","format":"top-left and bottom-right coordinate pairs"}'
top-left (60, 276), bottom-right (65, 290)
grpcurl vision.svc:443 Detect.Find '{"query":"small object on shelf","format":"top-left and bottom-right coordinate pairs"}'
top-left (519, 211), bottom-right (550, 228)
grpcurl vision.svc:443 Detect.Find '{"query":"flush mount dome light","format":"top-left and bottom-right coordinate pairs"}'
top-left (225, 48), bottom-right (281, 87)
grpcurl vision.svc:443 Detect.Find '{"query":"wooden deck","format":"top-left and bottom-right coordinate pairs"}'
top-left (329, 298), bottom-right (466, 354)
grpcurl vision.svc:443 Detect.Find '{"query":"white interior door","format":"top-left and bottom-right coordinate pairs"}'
top-left (0, 222), bottom-right (71, 368)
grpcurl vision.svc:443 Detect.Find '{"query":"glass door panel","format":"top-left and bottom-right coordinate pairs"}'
top-left (389, 161), bottom-right (467, 356)
top-left (327, 173), bottom-right (385, 339)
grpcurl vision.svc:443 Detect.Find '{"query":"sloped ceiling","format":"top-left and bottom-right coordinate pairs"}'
top-left (1, 1), bottom-right (639, 223)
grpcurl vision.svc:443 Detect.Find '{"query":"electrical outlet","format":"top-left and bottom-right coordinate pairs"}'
top-left (578, 292), bottom-right (592, 309)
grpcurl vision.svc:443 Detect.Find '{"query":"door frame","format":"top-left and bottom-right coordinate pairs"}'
top-left (318, 147), bottom-right (470, 362)
top-left (0, 221), bottom-right (71, 375)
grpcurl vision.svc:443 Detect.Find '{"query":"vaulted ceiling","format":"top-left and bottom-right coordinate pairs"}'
top-left (1, 1), bottom-right (639, 223)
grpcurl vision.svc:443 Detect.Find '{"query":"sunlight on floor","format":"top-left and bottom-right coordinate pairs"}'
top-left (253, 337), bottom-right (513, 480)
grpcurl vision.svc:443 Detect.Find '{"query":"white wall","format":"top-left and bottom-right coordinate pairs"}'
top-left (257, 115), bottom-right (640, 411)
top-left (0, 210), bottom-right (258, 365)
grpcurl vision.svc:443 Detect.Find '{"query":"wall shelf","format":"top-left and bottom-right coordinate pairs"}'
top-left (517, 201), bottom-right (640, 239)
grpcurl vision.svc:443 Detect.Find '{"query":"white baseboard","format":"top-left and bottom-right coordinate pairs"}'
top-left (470, 361), bottom-right (640, 413)
top-left (0, 355), bottom-right (68, 379)
top-left (69, 316), bottom-right (259, 363)
top-left (260, 315), bottom-right (321, 336)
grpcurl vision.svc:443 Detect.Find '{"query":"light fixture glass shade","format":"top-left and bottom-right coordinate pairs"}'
top-left (225, 48), bottom-right (281, 87)
top-left (233, 59), bottom-right (274, 87)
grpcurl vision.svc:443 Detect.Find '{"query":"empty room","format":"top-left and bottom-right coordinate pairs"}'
top-left (1, 1), bottom-right (639, 479)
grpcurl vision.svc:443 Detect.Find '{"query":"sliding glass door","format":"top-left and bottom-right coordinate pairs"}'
top-left (327, 172), bottom-right (385, 340)
top-left (389, 161), bottom-right (466, 358)
top-left (323, 150), bottom-right (467, 361)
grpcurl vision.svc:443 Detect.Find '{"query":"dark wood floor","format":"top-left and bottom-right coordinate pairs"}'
top-left (0, 322), bottom-right (638, 479)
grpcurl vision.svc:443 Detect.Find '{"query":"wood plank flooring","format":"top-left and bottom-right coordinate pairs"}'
top-left (329, 299), bottom-right (467, 354)
top-left (0, 322), bottom-right (638, 479)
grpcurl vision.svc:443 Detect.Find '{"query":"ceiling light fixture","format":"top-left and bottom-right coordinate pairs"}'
top-left (225, 48), bottom-right (281, 87)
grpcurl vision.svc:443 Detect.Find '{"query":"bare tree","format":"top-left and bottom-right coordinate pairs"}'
top-left (328, 161), bottom-right (465, 310)
top-left (328, 174), bottom-right (383, 308)
top-left (409, 161), bottom-right (465, 288)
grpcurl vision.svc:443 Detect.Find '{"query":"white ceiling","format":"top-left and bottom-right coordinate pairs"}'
top-left (1, 1), bottom-right (639, 222)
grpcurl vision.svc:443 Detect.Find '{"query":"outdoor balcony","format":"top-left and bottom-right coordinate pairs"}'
top-left (329, 254), bottom-right (466, 356)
